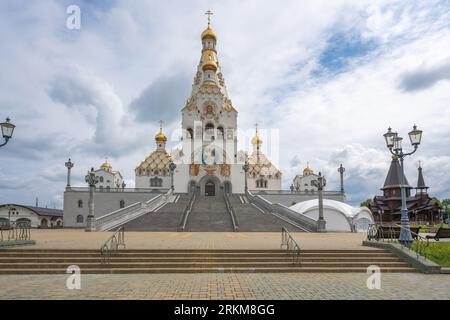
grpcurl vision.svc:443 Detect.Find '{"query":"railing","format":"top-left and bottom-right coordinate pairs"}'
top-left (100, 226), bottom-right (125, 264)
top-left (224, 193), bottom-right (239, 232)
top-left (0, 221), bottom-right (31, 242)
top-left (247, 191), bottom-right (317, 232)
top-left (254, 190), bottom-right (345, 195)
top-left (366, 224), bottom-right (429, 259)
top-left (93, 189), bottom-right (173, 231)
top-left (179, 191), bottom-right (196, 231)
top-left (281, 227), bottom-right (301, 264)
top-left (68, 187), bottom-right (170, 193)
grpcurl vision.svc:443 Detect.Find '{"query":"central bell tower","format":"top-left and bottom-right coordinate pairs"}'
top-left (174, 11), bottom-right (243, 195)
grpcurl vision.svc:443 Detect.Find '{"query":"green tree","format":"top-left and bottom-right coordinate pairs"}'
top-left (360, 198), bottom-right (372, 207)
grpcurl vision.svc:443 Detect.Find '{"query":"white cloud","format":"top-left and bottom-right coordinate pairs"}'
top-left (1, 0), bottom-right (450, 208)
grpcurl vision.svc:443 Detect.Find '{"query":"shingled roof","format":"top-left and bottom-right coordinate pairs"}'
top-left (381, 156), bottom-right (412, 190)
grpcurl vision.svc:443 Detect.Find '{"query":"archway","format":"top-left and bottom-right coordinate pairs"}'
top-left (41, 219), bottom-right (48, 228)
top-left (205, 181), bottom-right (215, 196)
top-left (199, 175), bottom-right (221, 197)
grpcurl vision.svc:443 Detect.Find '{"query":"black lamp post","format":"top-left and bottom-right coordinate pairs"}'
top-left (85, 167), bottom-right (99, 231)
top-left (242, 157), bottom-right (249, 194)
top-left (383, 125), bottom-right (423, 247)
top-left (0, 118), bottom-right (15, 148)
top-left (311, 172), bottom-right (327, 232)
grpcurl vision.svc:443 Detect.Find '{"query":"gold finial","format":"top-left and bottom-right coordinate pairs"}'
top-left (205, 10), bottom-right (213, 27)
top-left (155, 120), bottom-right (167, 143)
top-left (101, 157), bottom-right (112, 170)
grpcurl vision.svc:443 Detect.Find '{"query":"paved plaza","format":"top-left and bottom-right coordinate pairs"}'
top-left (0, 273), bottom-right (449, 300)
top-left (20, 229), bottom-right (371, 250)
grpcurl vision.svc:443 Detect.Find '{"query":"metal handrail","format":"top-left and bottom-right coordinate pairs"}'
top-left (179, 191), bottom-right (196, 231)
top-left (224, 193), bottom-right (239, 232)
top-left (100, 226), bottom-right (125, 264)
top-left (0, 221), bottom-right (31, 242)
top-left (281, 227), bottom-right (301, 264)
top-left (366, 224), bottom-right (429, 259)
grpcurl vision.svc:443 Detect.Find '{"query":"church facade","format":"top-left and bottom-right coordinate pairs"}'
top-left (134, 18), bottom-right (282, 196)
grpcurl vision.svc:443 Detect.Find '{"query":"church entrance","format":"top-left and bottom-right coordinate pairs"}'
top-left (205, 181), bottom-right (215, 196)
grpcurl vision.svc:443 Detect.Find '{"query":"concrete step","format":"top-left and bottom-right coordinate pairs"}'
top-left (0, 266), bottom-right (417, 274)
top-left (0, 261), bottom-right (411, 269)
top-left (185, 195), bottom-right (234, 232)
top-left (0, 257), bottom-right (404, 263)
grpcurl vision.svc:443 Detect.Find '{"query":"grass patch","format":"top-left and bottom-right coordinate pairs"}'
top-left (413, 242), bottom-right (450, 267)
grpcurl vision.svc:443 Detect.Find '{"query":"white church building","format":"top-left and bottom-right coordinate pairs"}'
top-left (63, 15), bottom-right (349, 231)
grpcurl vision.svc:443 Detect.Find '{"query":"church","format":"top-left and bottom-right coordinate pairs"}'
top-left (134, 14), bottom-right (281, 196)
top-left (62, 13), bottom-right (349, 231)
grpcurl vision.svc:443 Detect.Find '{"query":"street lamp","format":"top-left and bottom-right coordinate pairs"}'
top-left (85, 167), bottom-right (99, 232)
top-left (383, 125), bottom-right (423, 247)
top-left (242, 158), bottom-right (249, 194)
top-left (169, 162), bottom-right (177, 191)
top-left (0, 118), bottom-right (15, 148)
top-left (338, 164), bottom-right (345, 194)
top-left (311, 172), bottom-right (327, 232)
top-left (65, 158), bottom-right (74, 189)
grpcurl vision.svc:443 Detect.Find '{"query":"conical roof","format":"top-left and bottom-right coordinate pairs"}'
top-left (381, 155), bottom-right (412, 190)
top-left (416, 164), bottom-right (428, 189)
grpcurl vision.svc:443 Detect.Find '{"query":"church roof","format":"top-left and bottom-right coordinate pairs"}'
top-left (135, 150), bottom-right (172, 175)
top-left (416, 165), bottom-right (428, 189)
top-left (247, 152), bottom-right (282, 177)
top-left (381, 155), bottom-right (412, 190)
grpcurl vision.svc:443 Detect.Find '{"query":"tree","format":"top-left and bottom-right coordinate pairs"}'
top-left (442, 199), bottom-right (450, 222)
top-left (360, 198), bottom-right (372, 208)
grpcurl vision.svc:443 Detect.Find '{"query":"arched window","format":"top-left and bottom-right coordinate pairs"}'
top-left (76, 215), bottom-right (84, 223)
top-left (100, 176), bottom-right (104, 183)
top-left (187, 128), bottom-right (193, 139)
top-left (119, 200), bottom-right (125, 209)
top-left (205, 123), bottom-right (215, 140)
top-left (41, 219), bottom-right (48, 228)
top-left (78, 200), bottom-right (83, 208)
top-left (256, 179), bottom-right (268, 189)
top-left (217, 126), bottom-right (224, 140)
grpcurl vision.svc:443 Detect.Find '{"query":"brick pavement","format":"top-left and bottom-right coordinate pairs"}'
top-left (23, 230), bottom-right (372, 250)
top-left (0, 273), bottom-right (449, 300)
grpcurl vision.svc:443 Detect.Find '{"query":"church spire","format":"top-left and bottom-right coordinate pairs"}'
top-left (155, 120), bottom-right (167, 150)
top-left (416, 161), bottom-right (428, 194)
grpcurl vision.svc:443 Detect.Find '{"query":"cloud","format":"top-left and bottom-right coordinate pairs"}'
top-left (398, 60), bottom-right (450, 92)
top-left (130, 73), bottom-right (191, 125)
top-left (1, 0), bottom-right (450, 209)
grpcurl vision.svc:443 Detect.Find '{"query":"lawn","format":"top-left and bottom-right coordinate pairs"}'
top-left (413, 241), bottom-right (450, 267)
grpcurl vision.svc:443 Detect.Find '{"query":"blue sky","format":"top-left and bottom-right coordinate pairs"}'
top-left (1, 0), bottom-right (450, 208)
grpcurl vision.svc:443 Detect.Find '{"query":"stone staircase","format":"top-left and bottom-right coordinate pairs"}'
top-left (0, 248), bottom-right (417, 274)
top-left (229, 195), bottom-right (306, 232)
top-left (184, 194), bottom-right (234, 232)
top-left (122, 194), bottom-right (191, 232)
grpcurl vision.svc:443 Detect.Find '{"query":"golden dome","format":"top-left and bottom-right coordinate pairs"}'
top-left (100, 160), bottom-right (112, 170)
top-left (251, 133), bottom-right (262, 146)
top-left (201, 26), bottom-right (217, 41)
top-left (202, 59), bottom-right (218, 72)
top-left (155, 121), bottom-right (167, 143)
top-left (303, 165), bottom-right (313, 174)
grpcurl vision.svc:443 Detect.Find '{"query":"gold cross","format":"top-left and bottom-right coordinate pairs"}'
top-left (159, 120), bottom-right (164, 130)
top-left (205, 10), bottom-right (213, 27)
top-left (255, 123), bottom-right (259, 134)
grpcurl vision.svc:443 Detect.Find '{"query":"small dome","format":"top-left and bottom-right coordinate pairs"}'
top-left (155, 121), bottom-right (167, 143)
top-left (155, 129), bottom-right (167, 143)
top-left (202, 59), bottom-right (218, 72)
top-left (251, 133), bottom-right (262, 146)
top-left (201, 26), bottom-right (217, 41)
top-left (100, 160), bottom-right (112, 170)
top-left (303, 166), bottom-right (313, 174)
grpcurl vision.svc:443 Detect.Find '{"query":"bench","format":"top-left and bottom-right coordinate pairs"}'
top-left (426, 227), bottom-right (450, 241)
top-left (369, 225), bottom-right (421, 241)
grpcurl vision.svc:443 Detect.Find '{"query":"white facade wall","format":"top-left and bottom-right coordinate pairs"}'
top-left (135, 175), bottom-right (171, 189)
top-left (293, 174), bottom-right (319, 192)
top-left (63, 190), bottom-right (161, 228)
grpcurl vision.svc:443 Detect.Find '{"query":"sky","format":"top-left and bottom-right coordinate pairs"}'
top-left (1, 0), bottom-right (450, 208)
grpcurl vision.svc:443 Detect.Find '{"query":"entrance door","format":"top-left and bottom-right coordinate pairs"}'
top-left (205, 181), bottom-right (215, 196)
